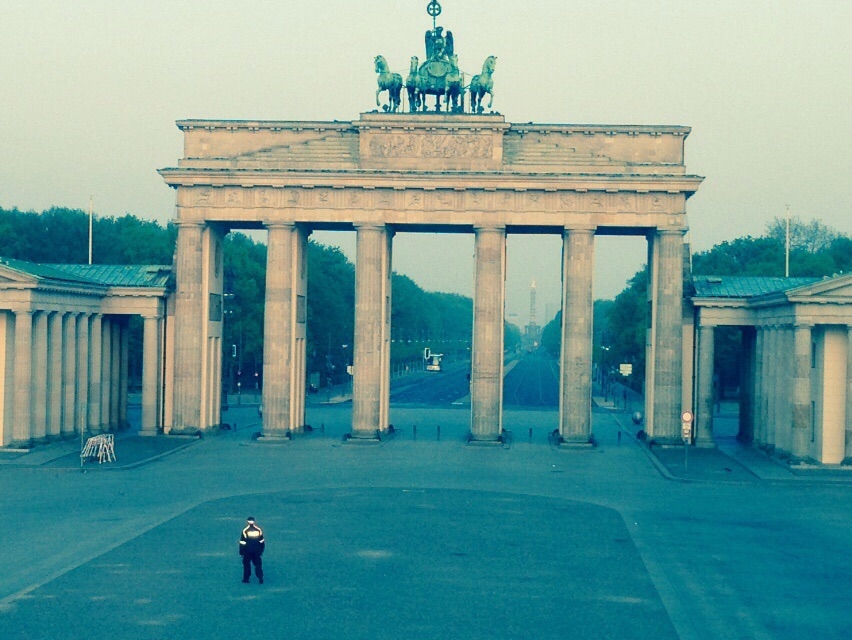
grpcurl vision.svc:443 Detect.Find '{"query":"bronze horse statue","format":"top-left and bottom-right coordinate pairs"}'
top-left (405, 56), bottom-right (420, 113)
top-left (374, 55), bottom-right (402, 113)
top-left (470, 56), bottom-right (497, 113)
top-left (444, 55), bottom-right (463, 113)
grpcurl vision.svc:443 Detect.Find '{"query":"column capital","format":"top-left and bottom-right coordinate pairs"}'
top-left (563, 224), bottom-right (596, 234)
top-left (653, 228), bottom-right (687, 237)
top-left (174, 220), bottom-right (206, 229)
top-left (473, 224), bottom-right (506, 233)
top-left (353, 222), bottom-right (387, 232)
top-left (264, 221), bottom-right (296, 231)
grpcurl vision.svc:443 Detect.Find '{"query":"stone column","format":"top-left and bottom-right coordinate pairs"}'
top-left (100, 317), bottom-right (112, 431)
top-left (739, 327), bottom-right (756, 443)
top-left (646, 229), bottom-right (685, 442)
top-left (12, 311), bottom-right (33, 445)
top-left (695, 323), bottom-right (715, 446)
top-left (76, 315), bottom-right (90, 437)
top-left (88, 314), bottom-right (102, 434)
top-left (470, 225), bottom-right (506, 442)
top-left (261, 223), bottom-right (296, 440)
top-left (845, 326), bottom-right (852, 461)
top-left (753, 327), bottom-right (765, 446)
top-left (32, 312), bottom-right (49, 442)
top-left (47, 312), bottom-right (64, 439)
top-left (843, 325), bottom-right (852, 464)
top-left (559, 226), bottom-right (595, 445)
top-left (351, 224), bottom-right (391, 440)
top-left (62, 313), bottom-right (77, 437)
top-left (172, 222), bottom-right (205, 434)
top-left (109, 320), bottom-right (121, 430)
top-left (765, 327), bottom-right (777, 449)
top-left (791, 324), bottom-right (812, 460)
top-left (140, 315), bottom-right (161, 435)
top-left (119, 318), bottom-right (129, 430)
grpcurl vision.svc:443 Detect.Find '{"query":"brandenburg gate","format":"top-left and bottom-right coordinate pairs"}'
top-left (159, 112), bottom-right (702, 444)
top-left (158, 2), bottom-right (702, 445)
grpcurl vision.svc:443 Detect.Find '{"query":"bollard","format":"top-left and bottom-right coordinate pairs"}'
top-left (529, 427), bottom-right (532, 443)
top-left (321, 423), bottom-right (325, 435)
top-left (437, 425), bottom-right (441, 441)
top-left (413, 424), bottom-right (417, 441)
top-left (617, 431), bottom-right (622, 444)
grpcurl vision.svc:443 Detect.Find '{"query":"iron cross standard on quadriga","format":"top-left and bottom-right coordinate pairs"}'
top-left (427, 1), bottom-right (442, 30)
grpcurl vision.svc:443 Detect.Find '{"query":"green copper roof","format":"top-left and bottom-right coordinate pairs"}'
top-left (0, 257), bottom-right (171, 289)
top-left (0, 257), bottom-right (99, 286)
top-left (692, 276), bottom-right (820, 299)
top-left (49, 264), bottom-right (171, 288)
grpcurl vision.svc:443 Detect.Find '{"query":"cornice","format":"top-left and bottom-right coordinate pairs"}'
top-left (158, 168), bottom-right (704, 194)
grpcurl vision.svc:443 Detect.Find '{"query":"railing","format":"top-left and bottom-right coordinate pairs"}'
top-left (80, 434), bottom-right (116, 465)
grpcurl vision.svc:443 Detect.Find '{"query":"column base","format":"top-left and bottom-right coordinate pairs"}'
top-left (694, 440), bottom-right (717, 449)
top-left (255, 431), bottom-right (292, 444)
top-left (557, 434), bottom-right (597, 449)
top-left (344, 431), bottom-right (382, 444)
top-left (138, 428), bottom-right (160, 437)
top-left (647, 436), bottom-right (688, 448)
top-left (466, 433), bottom-right (504, 446)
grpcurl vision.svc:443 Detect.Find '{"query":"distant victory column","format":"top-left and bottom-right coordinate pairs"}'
top-left (523, 279), bottom-right (541, 351)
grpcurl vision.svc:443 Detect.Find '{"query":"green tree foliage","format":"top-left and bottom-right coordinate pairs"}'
top-left (602, 269), bottom-right (647, 390)
top-left (765, 216), bottom-right (839, 253)
top-left (0, 207), bottom-right (175, 264)
top-left (504, 321), bottom-right (521, 354)
top-left (1, 207), bottom-right (477, 389)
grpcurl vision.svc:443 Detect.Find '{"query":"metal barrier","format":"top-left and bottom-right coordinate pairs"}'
top-left (80, 434), bottom-right (116, 464)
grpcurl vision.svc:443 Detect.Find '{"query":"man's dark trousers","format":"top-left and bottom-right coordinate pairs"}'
top-left (243, 552), bottom-right (263, 583)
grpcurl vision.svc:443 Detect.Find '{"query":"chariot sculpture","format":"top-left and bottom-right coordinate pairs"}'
top-left (374, 1), bottom-right (496, 114)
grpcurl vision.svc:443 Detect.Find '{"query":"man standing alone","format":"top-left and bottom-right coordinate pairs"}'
top-left (239, 516), bottom-right (265, 584)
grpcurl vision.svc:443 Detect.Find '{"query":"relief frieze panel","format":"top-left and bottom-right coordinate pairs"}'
top-left (368, 133), bottom-right (493, 160)
top-left (179, 185), bottom-right (681, 216)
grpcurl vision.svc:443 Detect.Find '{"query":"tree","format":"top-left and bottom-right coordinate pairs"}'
top-left (765, 216), bottom-right (840, 253)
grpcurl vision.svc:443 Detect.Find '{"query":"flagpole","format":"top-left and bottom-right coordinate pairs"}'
top-left (784, 204), bottom-right (790, 277)
top-left (88, 195), bottom-right (93, 265)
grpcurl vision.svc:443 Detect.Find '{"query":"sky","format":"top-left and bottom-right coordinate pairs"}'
top-left (2, 1), bottom-right (850, 324)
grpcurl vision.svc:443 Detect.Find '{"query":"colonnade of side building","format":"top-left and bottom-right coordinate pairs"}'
top-left (2, 311), bottom-right (128, 445)
top-left (0, 262), bottom-right (170, 448)
top-left (691, 275), bottom-right (852, 464)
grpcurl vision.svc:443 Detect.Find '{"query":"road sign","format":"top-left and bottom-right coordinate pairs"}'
top-left (681, 410), bottom-right (693, 442)
top-left (619, 363), bottom-right (633, 376)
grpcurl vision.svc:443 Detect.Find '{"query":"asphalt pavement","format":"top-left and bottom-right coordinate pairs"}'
top-left (1, 399), bottom-right (851, 639)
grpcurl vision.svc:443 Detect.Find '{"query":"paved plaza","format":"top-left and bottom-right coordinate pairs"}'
top-left (1, 405), bottom-right (851, 639)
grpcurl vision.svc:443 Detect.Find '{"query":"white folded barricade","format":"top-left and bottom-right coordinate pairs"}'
top-left (80, 434), bottom-right (116, 464)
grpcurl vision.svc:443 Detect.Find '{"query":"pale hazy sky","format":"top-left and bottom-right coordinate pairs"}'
top-left (2, 1), bottom-right (850, 323)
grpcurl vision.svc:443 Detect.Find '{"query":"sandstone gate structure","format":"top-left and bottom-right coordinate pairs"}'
top-left (159, 113), bottom-right (703, 444)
